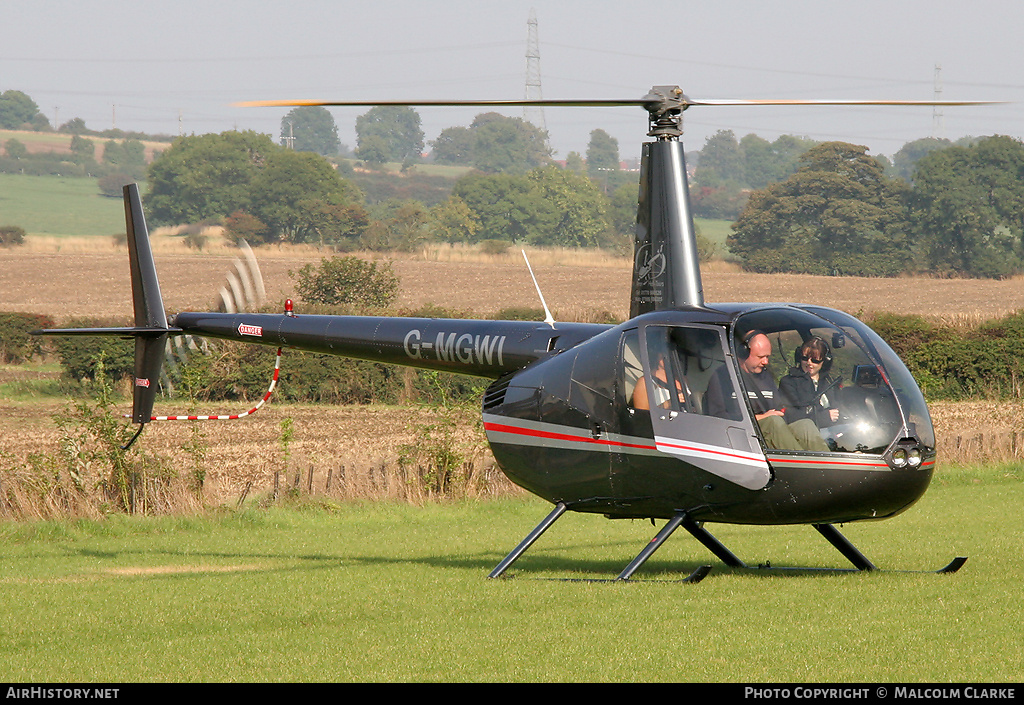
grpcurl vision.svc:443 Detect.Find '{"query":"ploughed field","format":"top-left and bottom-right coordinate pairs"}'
top-left (4, 248), bottom-right (1024, 322)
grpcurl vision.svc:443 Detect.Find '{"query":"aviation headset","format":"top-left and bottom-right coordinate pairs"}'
top-left (738, 329), bottom-right (767, 360)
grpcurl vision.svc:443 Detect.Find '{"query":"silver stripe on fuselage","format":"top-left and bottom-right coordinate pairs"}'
top-left (482, 413), bottom-right (662, 456)
top-left (654, 435), bottom-right (770, 470)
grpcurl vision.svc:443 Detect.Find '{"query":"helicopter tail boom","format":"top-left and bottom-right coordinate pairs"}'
top-left (170, 311), bottom-right (607, 379)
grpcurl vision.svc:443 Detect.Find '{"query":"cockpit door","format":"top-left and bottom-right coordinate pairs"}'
top-left (637, 324), bottom-right (770, 491)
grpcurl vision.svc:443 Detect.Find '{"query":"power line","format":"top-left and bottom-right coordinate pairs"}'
top-left (932, 64), bottom-right (945, 139)
top-left (523, 9), bottom-right (547, 134)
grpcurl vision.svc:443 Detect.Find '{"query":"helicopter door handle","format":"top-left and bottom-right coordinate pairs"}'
top-left (590, 421), bottom-right (603, 439)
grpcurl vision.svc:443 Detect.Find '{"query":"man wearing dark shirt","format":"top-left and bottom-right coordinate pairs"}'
top-left (707, 332), bottom-right (829, 452)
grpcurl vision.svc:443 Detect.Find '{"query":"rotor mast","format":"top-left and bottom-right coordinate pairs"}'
top-left (630, 86), bottom-right (706, 315)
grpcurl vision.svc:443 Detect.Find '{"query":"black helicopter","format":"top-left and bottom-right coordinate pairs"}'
top-left (39, 87), bottom-right (985, 581)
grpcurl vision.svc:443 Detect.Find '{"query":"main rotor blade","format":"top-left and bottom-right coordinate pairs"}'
top-left (234, 98), bottom-right (644, 109)
top-left (687, 98), bottom-right (1002, 107)
top-left (236, 97), bottom-right (1001, 110)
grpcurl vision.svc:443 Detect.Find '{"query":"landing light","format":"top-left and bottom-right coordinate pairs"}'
top-left (888, 441), bottom-right (925, 470)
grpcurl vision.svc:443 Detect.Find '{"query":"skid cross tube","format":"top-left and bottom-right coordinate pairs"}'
top-left (616, 513), bottom-right (688, 580)
top-left (682, 517), bottom-right (748, 568)
top-left (813, 523), bottom-right (878, 571)
top-left (488, 501), bottom-right (567, 578)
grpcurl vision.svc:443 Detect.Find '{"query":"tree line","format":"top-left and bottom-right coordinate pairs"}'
top-left (144, 128), bottom-right (638, 252)
top-left (0, 135), bottom-right (150, 195)
top-left (0, 88), bottom-right (169, 184)
top-left (275, 103), bottom-right (607, 175)
top-left (728, 136), bottom-right (1024, 279)
top-left (208, 104), bottom-right (1024, 279)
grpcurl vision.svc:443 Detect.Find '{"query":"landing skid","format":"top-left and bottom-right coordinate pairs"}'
top-left (683, 518), bottom-right (967, 575)
top-left (751, 556), bottom-right (968, 575)
top-left (546, 564), bottom-right (713, 584)
top-left (487, 503), bottom-right (966, 580)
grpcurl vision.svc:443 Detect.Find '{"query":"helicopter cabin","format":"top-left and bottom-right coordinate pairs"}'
top-left (483, 303), bottom-right (935, 524)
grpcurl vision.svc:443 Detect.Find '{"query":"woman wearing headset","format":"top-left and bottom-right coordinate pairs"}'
top-left (780, 336), bottom-right (842, 429)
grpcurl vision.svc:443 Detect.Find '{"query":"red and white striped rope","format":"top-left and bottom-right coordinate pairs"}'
top-left (134, 347), bottom-right (282, 422)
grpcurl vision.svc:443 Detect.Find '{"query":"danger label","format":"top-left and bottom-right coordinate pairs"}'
top-left (238, 323), bottom-right (263, 337)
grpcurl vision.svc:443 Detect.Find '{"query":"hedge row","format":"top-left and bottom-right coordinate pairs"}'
top-left (864, 311), bottom-right (1024, 400)
top-left (0, 310), bottom-right (483, 407)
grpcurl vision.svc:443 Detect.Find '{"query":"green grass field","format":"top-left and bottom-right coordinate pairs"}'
top-left (0, 172), bottom-right (733, 246)
top-left (0, 174), bottom-right (127, 237)
top-left (0, 466), bottom-right (1020, 683)
top-left (696, 217), bottom-right (736, 257)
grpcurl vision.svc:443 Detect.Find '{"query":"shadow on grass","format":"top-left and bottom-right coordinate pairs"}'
top-left (60, 535), bottom-right (963, 584)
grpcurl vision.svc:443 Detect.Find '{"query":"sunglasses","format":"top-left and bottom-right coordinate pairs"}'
top-left (799, 355), bottom-right (825, 364)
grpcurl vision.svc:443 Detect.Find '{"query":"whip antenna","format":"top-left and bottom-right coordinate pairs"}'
top-left (522, 249), bottom-right (555, 328)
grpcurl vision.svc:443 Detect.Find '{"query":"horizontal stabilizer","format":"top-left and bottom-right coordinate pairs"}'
top-left (34, 326), bottom-right (181, 337)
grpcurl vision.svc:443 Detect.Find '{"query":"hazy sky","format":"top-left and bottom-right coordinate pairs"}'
top-left (4, 0), bottom-right (1021, 160)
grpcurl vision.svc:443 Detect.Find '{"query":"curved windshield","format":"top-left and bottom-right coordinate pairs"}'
top-left (734, 307), bottom-right (935, 454)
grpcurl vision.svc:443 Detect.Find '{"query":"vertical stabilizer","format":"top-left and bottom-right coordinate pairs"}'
top-left (630, 140), bottom-right (705, 317)
top-left (125, 184), bottom-right (167, 330)
top-left (123, 184), bottom-right (170, 424)
top-left (32, 185), bottom-right (180, 427)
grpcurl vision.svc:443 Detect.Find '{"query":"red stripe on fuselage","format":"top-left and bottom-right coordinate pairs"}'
top-left (483, 421), bottom-right (656, 451)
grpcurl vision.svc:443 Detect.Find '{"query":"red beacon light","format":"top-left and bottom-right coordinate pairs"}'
top-left (285, 299), bottom-right (295, 317)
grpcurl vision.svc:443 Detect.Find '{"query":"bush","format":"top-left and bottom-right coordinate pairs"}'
top-left (865, 310), bottom-right (1024, 400)
top-left (0, 225), bottom-right (26, 246)
top-left (292, 256), bottom-right (399, 309)
top-left (742, 244), bottom-right (825, 275)
top-left (479, 239), bottom-right (510, 256)
top-left (0, 312), bottom-right (54, 362)
top-left (742, 244), bottom-right (905, 277)
top-left (824, 253), bottom-right (905, 278)
top-left (0, 154), bottom-right (88, 177)
top-left (52, 362), bottom-right (178, 515)
top-left (171, 336), bottom-right (479, 407)
top-left (97, 173), bottom-right (133, 198)
top-left (493, 306), bottom-right (547, 321)
top-left (223, 211), bottom-right (271, 245)
top-left (183, 232), bottom-right (208, 250)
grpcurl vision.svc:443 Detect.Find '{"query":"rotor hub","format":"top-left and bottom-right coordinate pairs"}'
top-left (642, 85), bottom-right (688, 139)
